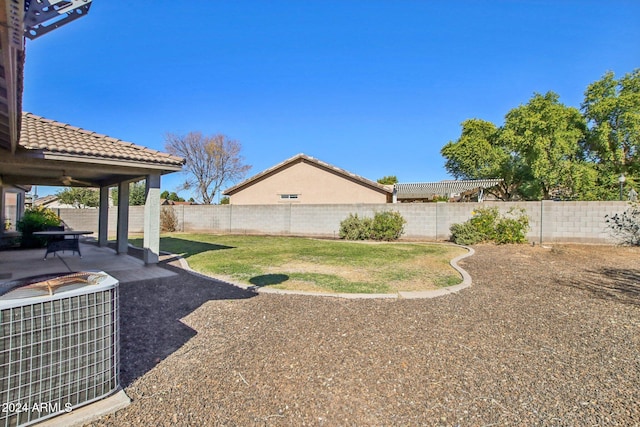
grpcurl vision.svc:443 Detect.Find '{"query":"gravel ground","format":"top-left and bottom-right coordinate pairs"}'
top-left (89, 243), bottom-right (640, 426)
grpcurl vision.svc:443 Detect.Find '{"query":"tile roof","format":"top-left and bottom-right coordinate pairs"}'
top-left (20, 112), bottom-right (184, 167)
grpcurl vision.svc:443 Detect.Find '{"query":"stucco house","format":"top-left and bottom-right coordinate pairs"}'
top-left (223, 153), bottom-right (393, 204)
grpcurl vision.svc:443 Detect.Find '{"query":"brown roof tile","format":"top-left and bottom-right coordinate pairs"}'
top-left (20, 112), bottom-right (185, 167)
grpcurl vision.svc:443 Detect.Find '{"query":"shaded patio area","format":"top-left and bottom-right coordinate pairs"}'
top-left (0, 240), bottom-right (177, 285)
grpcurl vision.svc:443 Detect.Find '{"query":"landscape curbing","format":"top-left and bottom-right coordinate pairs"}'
top-left (162, 243), bottom-right (475, 300)
top-left (37, 389), bottom-right (130, 427)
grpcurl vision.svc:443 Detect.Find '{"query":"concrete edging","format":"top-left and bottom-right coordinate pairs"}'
top-left (165, 243), bottom-right (475, 300)
top-left (37, 389), bottom-right (130, 427)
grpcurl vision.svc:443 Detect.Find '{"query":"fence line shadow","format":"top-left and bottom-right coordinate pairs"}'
top-left (563, 267), bottom-right (640, 306)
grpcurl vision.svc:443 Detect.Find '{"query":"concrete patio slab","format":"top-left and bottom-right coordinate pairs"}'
top-left (0, 240), bottom-right (177, 285)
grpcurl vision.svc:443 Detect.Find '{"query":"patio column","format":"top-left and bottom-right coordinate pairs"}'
top-left (143, 173), bottom-right (161, 264)
top-left (98, 186), bottom-right (109, 247)
top-left (116, 181), bottom-right (130, 254)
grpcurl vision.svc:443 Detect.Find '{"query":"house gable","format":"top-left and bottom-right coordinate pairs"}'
top-left (224, 154), bottom-right (392, 205)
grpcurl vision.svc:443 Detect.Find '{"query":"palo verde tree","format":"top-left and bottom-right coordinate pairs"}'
top-left (165, 132), bottom-right (251, 204)
top-left (582, 69), bottom-right (640, 199)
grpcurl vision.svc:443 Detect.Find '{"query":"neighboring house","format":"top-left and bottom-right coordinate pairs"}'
top-left (34, 195), bottom-right (80, 209)
top-left (223, 153), bottom-right (393, 205)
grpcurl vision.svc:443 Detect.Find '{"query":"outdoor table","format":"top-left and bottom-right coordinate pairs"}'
top-left (32, 230), bottom-right (94, 259)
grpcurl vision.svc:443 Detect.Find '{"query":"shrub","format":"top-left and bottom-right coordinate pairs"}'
top-left (160, 206), bottom-right (179, 232)
top-left (339, 211), bottom-right (406, 241)
top-left (16, 206), bottom-right (62, 248)
top-left (339, 213), bottom-right (373, 240)
top-left (450, 207), bottom-right (529, 245)
top-left (469, 207), bottom-right (500, 239)
top-left (449, 221), bottom-right (486, 245)
top-left (605, 202), bottom-right (640, 246)
top-left (494, 217), bottom-right (529, 244)
top-left (370, 211), bottom-right (406, 241)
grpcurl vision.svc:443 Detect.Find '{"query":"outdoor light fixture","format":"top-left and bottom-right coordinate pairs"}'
top-left (619, 174), bottom-right (626, 200)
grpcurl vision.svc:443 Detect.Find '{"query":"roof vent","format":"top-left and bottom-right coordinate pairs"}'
top-left (24, 0), bottom-right (92, 40)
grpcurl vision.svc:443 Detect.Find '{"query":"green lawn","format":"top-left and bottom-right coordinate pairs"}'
top-left (130, 233), bottom-right (467, 294)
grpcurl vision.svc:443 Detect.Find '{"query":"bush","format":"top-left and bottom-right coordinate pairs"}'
top-left (16, 206), bottom-right (62, 248)
top-left (339, 211), bottom-right (406, 241)
top-left (450, 207), bottom-right (529, 245)
top-left (449, 221), bottom-right (486, 245)
top-left (605, 202), bottom-right (640, 246)
top-left (370, 211), bottom-right (406, 241)
top-left (160, 206), bottom-right (179, 232)
top-left (339, 213), bottom-right (373, 240)
top-left (469, 207), bottom-right (500, 239)
top-left (494, 216), bottom-right (529, 244)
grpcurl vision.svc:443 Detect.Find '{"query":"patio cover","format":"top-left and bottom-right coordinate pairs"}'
top-left (0, 112), bottom-right (185, 264)
top-left (394, 179), bottom-right (503, 200)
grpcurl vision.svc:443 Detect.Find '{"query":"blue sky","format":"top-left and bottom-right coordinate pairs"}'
top-left (24, 1), bottom-right (640, 200)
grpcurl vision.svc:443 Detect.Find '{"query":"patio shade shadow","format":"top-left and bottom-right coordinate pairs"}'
top-left (118, 261), bottom-right (256, 387)
top-left (249, 274), bottom-right (290, 287)
top-left (128, 237), bottom-right (234, 258)
top-left (160, 237), bottom-right (235, 257)
top-left (564, 267), bottom-right (640, 306)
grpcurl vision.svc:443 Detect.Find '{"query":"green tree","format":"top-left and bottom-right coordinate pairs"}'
top-left (165, 132), bottom-right (251, 204)
top-left (160, 190), bottom-right (185, 202)
top-left (55, 187), bottom-right (99, 208)
top-left (582, 69), bottom-right (640, 199)
top-left (377, 175), bottom-right (398, 185)
top-left (499, 92), bottom-right (592, 200)
top-left (111, 181), bottom-right (147, 206)
top-left (441, 119), bottom-right (518, 200)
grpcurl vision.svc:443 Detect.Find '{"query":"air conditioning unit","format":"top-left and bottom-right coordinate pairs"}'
top-left (0, 271), bottom-right (120, 426)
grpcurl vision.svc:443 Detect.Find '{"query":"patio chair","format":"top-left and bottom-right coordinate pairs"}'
top-left (43, 225), bottom-right (69, 258)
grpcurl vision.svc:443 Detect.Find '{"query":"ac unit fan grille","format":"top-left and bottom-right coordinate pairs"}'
top-left (0, 286), bottom-right (119, 427)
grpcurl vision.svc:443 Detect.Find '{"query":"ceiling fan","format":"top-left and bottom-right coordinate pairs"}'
top-left (59, 172), bottom-right (93, 187)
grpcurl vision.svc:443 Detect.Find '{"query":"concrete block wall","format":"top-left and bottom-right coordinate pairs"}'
top-left (56, 201), bottom-right (631, 243)
top-left (229, 205), bottom-right (291, 234)
top-left (535, 201), bottom-right (621, 243)
top-left (56, 208), bottom-right (100, 231)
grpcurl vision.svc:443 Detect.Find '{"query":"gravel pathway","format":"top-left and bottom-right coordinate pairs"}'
top-left (88, 244), bottom-right (640, 426)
